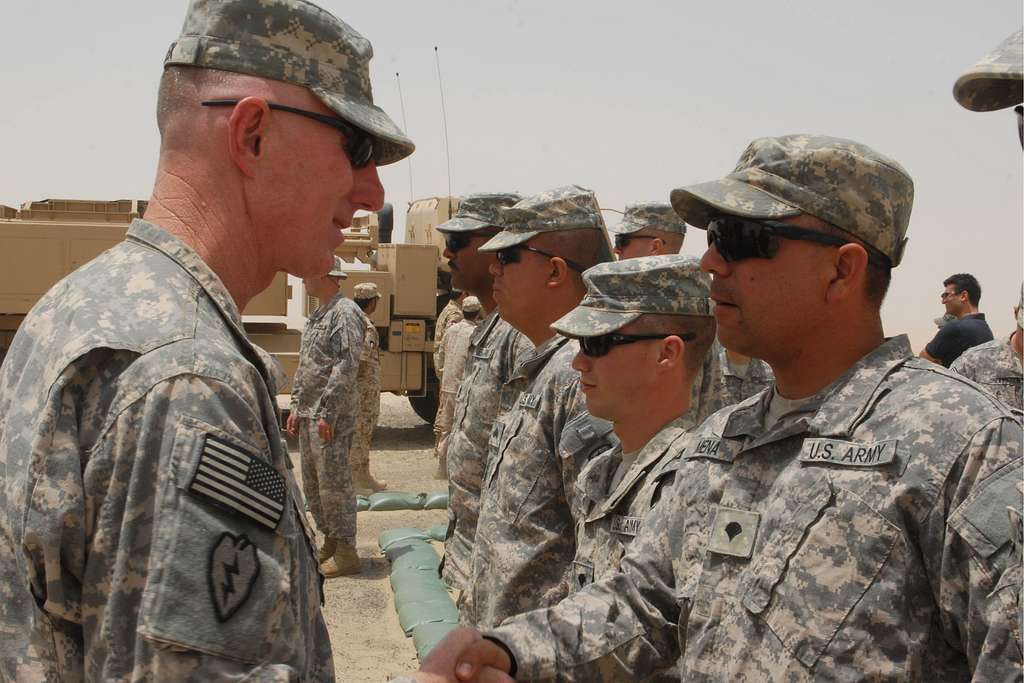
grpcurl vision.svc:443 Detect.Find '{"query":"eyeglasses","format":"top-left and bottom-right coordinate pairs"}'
top-left (940, 290), bottom-right (961, 301)
top-left (579, 331), bottom-right (696, 358)
top-left (201, 99), bottom-right (374, 168)
top-left (444, 230), bottom-right (499, 254)
top-left (614, 234), bottom-right (657, 250)
top-left (494, 244), bottom-right (588, 272)
top-left (706, 215), bottom-right (888, 267)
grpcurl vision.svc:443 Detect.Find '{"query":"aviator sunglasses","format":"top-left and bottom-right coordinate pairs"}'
top-left (579, 331), bottom-right (696, 358)
top-left (706, 215), bottom-right (889, 267)
top-left (495, 244), bottom-right (588, 272)
top-left (613, 233), bottom-right (658, 250)
top-left (201, 99), bottom-right (375, 168)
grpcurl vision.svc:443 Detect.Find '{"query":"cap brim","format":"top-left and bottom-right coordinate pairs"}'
top-left (314, 86), bottom-right (415, 166)
top-left (610, 221), bottom-right (643, 235)
top-left (478, 229), bottom-right (541, 252)
top-left (670, 178), bottom-right (801, 229)
top-left (953, 72), bottom-right (1024, 112)
top-left (437, 216), bottom-right (491, 233)
top-left (327, 271), bottom-right (348, 279)
top-left (551, 306), bottom-right (642, 338)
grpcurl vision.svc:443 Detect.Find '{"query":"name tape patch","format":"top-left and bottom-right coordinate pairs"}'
top-left (188, 435), bottom-right (286, 531)
top-left (519, 393), bottom-right (541, 410)
top-left (611, 515), bottom-right (643, 537)
top-left (684, 436), bottom-right (737, 464)
top-left (800, 438), bottom-right (897, 468)
top-left (472, 347), bottom-right (494, 360)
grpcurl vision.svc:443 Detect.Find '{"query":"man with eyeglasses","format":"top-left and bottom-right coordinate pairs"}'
top-left (441, 135), bottom-right (1022, 681)
top-left (0, 0), bottom-right (414, 679)
top-left (459, 186), bottom-right (617, 629)
top-left (920, 273), bottom-right (994, 367)
top-left (434, 193), bottom-right (532, 592)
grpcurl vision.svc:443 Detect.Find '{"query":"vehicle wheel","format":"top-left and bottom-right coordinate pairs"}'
top-left (408, 391), bottom-right (439, 424)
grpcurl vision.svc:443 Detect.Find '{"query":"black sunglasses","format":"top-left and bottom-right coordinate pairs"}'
top-left (579, 331), bottom-right (696, 358)
top-left (495, 244), bottom-right (588, 272)
top-left (614, 234), bottom-right (658, 250)
top-left (707, 215), bottom-right (888, 267)
top-left (201, 99), bottom-right (374, 168)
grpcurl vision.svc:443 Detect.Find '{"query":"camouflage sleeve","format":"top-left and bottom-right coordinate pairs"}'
top-left (316, 306), bottom-right (366, 426)
top-left (485, 473), bottom-right (683, 680)
top-left (435, 331), bottom-right (449, 378)
top-left (940, 416), bottom-right (1023, 677)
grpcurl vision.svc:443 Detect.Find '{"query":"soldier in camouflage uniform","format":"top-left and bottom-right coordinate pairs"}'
top-left (434, 296), bottom-right (483, 477)
top-left (462, 186), bottom-right (617, 628)
top-left (436, 193), bottom-right (534, 591)
top-left (288, 264), bottom-right (367, 577)
top-left (446, 135), bottom-right (1023, 681)
top-left (952, 283), bottom-right (1023, 408)
top-left (0, 0), bottom-right (413, 678)
top-left (610, 202), bottom-right (687, 259)
top-left (433, 291), bottom-right (466, 459)
top-left (349, 282), bottom-right (388, 495)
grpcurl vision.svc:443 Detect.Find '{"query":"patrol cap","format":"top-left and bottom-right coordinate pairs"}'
top-left (953, 29), bottom-right (1024, 112)
top-left (165, 0), bottom-right (414, 165)
top-left (437, 193), bottom-right (523, 234)
top-left (612, 202), bottom-right (687, 236)
top-left (353, 282), bottom-right (380, 300)
top-left (461, 295), bottom-right (482, 313)
top-left (479, 185), bottom-right (607, 252)
top-left (552, 255), bottom-right (712, 338)
top-left (670, 135), bottom-right (915, 267)
top-left (327, 255), bottom-right (348, 278)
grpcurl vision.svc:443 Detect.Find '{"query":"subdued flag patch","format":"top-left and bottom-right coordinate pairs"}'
top-left (188, 434), bottom-right (286, 530)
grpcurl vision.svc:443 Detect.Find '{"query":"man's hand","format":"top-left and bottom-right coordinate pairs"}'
top-left (414, 627), bottom-right (514, 682)
top-left (317, 418), bottom-right (334, 442)
top-left (286, 412), bottom-right (300, 437)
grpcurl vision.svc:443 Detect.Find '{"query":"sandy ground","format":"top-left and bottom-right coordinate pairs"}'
top-left (290, 393), bottom-right (449, 683)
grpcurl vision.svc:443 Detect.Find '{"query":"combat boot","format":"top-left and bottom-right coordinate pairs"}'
top-left (351, 462), bottom-right (387, 495)
top-left (316, 537), bottom-right (338, 563)
top-left (321, 542), bottom-right (361, 577)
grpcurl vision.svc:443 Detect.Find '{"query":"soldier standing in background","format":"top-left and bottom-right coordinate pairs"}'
top-left (350, 282), bottom-right (388, 495)
top-left (435, 193), bottom-right (532, 592)
top-left (952, 283), bottom-right (1023, 408)
top-left (0, 0), bottom-right (414, 677)
top-left (436, 289), bottom-right (467, 343)
top-left (610, 202), bottom-right (687, 259)
top-left (288, 259), bottom-right (367, 577)
top-left (462, 186), bottom-right (616, 628)
top-left (434, 296), bottom-right (483, 478)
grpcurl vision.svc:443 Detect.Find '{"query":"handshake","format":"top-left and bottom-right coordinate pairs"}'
top-left (404, 628), bottom-right (516, 683)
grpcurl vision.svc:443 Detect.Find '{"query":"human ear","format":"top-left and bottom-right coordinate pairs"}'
top-left (226, 97), bottom-right (270, 177)
top-left (826, 243), bottom-right (869, 305)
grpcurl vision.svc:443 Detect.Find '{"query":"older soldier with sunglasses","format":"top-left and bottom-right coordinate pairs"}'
top-left (435, 193), bottom-right (533, 592)
top-left (0, 0), bottom-right (413, 679)
top-left (460, 186), bottom-right (617, 629)
top-left (444, 135), bottom-right (1023, 682)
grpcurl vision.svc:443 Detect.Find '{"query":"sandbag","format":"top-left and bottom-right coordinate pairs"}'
top-left (422, 492), bottom-right (449, 510)
top-left (378, 528), bottom-right (431, 552)
top-left (368, 491), bottom-right (428, 511)
top-left (425, 523), bottom-right (448, 542)
top-left (356, 495), bottom-right (370, 512)
top-left (413, 621), bottom-right (458, 661)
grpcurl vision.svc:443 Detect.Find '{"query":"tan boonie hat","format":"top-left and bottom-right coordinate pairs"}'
top-left (461, 296), bottom-right (482, 313)
top-left (479, 185), bottom-right (607, 252)
top-left (437, 193), bottom-right (523, 234)
top-left (670, 134), bottom-right (915, 267)
top-left (327, 255), bottom-right (348, 278)
top-left (613, 202), bottom-right (688, 236)
top-left (552, 255), bottom-right (711, 338)
top-left (954, 29), bottom-right (1024, 112)
top-left (165, 0), bottom-right (414, 165)
top-left (353, 282), bottom-right (380, 300)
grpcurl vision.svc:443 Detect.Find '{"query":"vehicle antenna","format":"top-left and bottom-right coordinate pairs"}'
top-left (395, 72), bottom-right (414, 200)
top-left (434, 46), bottom-right (454, 219)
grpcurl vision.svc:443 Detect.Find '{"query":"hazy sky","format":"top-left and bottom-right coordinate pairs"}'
top-left (1, 1), bottom-right (1021, 349)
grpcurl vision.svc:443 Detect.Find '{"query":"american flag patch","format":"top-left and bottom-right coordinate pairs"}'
top-left (187, 435), bottom-right (286, 531)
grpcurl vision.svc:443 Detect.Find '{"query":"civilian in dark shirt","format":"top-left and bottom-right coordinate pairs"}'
top-left (921, 273), bottom-right (994, 366)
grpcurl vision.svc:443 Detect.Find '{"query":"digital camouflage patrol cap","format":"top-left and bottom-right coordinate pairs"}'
top-left (165, 0), bottom-right (414, 165)
top-left (670, 134), bottom-right (915, 267)
top-left (479, 185), bottom-right (607, 252)
top-left (552, 255), bottom-right (711, 338)
top-left (436, 193), bottom-right (523, 234)
top-left (954, 29), bottom-right (1024, 112)
top-left (461, 295), bottom-right (482, 313)
top-left (327, 255), bottom-right (348, 278)
top-left (612, 202), bottom-right (688, 236)
top-left (353, 282), bottom-right (380, 300)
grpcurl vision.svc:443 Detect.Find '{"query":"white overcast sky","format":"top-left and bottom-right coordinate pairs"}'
top-left (1, 1), bottom-right (1021, 349)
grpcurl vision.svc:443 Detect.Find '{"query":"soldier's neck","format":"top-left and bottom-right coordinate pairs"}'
top-left (614, 396), bottom-right (688, 453)
top-left (1011, 328), bottom-right (1023, 357)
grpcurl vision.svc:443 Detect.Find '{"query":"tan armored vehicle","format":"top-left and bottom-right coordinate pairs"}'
top-left (0, 196), bottom-right (459, 422)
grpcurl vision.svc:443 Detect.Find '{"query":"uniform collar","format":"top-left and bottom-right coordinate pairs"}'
top-left (510, 334), bottom-right (570, 381)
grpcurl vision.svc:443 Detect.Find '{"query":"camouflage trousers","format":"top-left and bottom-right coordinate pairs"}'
top-left (434, 390), bottom-right (456, 461)
top-left (350, 382), bottom-right (380, 468)
top-left (298, 417), bottom-right (356, 543)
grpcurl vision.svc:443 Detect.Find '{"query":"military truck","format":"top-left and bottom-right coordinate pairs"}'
top-left (0, 196), bottom-right (459, 422)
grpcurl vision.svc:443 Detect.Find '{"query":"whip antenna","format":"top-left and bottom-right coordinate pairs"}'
top-left (434, 46), bottom-right (454, 218)
top-left (395, 72), bottom-right (414, 200)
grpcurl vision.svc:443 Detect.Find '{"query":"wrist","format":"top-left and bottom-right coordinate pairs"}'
top-left (482, 636), bottom-right (517, 677)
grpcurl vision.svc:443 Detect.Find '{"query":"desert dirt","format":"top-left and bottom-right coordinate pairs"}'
top-left (289, 393), bottom-right (450, 683)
